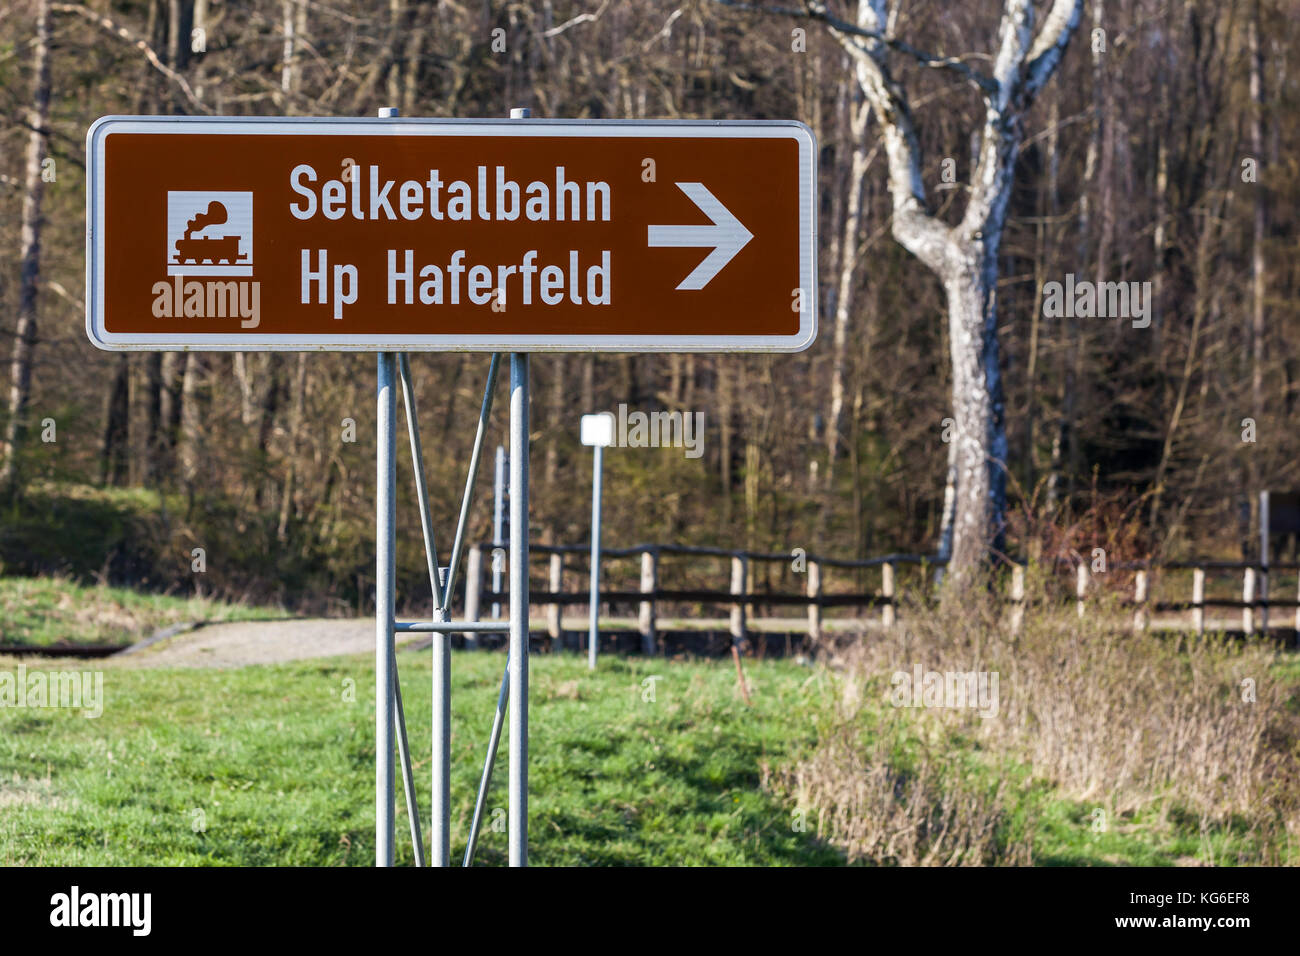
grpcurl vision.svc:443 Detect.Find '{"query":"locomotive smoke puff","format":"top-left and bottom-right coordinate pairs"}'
top-left (184, 200), bottom-right (228, 239)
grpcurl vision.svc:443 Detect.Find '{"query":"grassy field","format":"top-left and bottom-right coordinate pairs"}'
top-left (0, 575), bottom-right (288, 647)
top-left (2, 648), bottom-right (1293, 866)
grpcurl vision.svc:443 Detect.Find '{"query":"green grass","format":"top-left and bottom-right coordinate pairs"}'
top-left (0, 481), bottom-right (169, 582)
top-left (977, 760), bottom-right (1292, 866)
top-left (0, 652), bottom-right (840, 865)
top-left (1, 650), bottom-right (1290, 866)
top-left (0, 575), bottom-right (287, 647)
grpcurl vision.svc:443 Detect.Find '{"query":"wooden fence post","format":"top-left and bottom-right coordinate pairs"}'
top-left (806, 559), bottom-right (822, 641)
top-left (1192, 567), bottom-right (1205, 635)
top-left (1260, 490), bottom-right (1270, 635)
top-left (464, 544), bottom-right (482, 649)
top-left (639, 549), bottom-right (657, 655)
top-left (1295, 571), bottom-right (1300, 637)
top-left (1243, 567), bottom-right (1256, 635)
top-left (1076, 563), bottom-right (1089, 620)
top-left (730, 555), bottom-right (747, 643)
top-left (491, 545), bottom-right (505, 619)
top-left (548, 552), bottom-right (563, 648)
top-left (1259, 565), bottom-right (1270, 636)
top-left (1010, 565), bottom-right (1025, 636)
top-left (881, 562), bottom-right (896, 628)
top-left (729, 554), bottom-right (752, 705)
top-left (1133, 569), bottom-right (1148, 632)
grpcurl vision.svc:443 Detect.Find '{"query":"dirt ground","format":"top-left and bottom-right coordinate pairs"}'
top-left (112, 618), bottom-right (425, 669)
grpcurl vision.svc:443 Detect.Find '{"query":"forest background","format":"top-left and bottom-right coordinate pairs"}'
top-left (1, 0), bottom-right (1295, 612)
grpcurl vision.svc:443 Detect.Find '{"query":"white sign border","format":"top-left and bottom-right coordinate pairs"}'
top-left (87, 116), bottom-right (817, 353)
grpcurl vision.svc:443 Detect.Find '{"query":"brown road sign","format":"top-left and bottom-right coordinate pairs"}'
top-left (86, 117), bottom-right (817, 352)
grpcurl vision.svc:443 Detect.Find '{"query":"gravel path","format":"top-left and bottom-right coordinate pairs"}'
top-left (114, 618), bottom-right (424, 669)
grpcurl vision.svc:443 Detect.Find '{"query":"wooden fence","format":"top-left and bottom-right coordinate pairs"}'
top-left (458, 543), bottom-right (1300, 651)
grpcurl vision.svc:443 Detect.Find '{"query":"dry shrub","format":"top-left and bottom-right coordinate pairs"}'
top-left (775, 577), bottom-right (1300, 862)
top-left (997, 620), bottom-right (1287, 821)
top-left (764, 728), bottom-right (1032, 866)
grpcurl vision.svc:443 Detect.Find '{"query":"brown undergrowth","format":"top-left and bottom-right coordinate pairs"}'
top-left (766, 576), bottom-right (1299, 865)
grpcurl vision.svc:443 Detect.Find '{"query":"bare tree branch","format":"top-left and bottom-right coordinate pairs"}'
top-left (826, 1), bottom-right (955, 271)
top-left (51, 3), bottom-right (211, 114)
top-left (991, 0), bottom-right (1035, 110)
top-left (1020, 0), bottom-right (1085, 105)
top-left (45, 279), bottom-right (84, 313)
top-left (642, 7), bottom-right (685, 51)
top-left (713, 0), bottom-right (997, 94)
top-left (541, 0), bottom-right (609, 39)
top-left (961, 0), bottom-right (1083, 236)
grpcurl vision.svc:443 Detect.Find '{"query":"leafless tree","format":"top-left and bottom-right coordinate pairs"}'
top-left (1, 0), bottom-right (53, 493)
top-left (719, 0), bottom-right (1084, 584)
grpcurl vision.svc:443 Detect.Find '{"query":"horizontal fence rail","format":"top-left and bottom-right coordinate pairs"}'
top-left (450, 543), bottom-right (1300, 652)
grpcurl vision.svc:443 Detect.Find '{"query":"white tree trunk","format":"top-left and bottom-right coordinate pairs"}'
top-left (825, 96), bottom-right (872, 485)
top-left (1, 0), bottom-right (53, 492)
top-left (179, 353), bottom-right (202, 486)
top-left (793, 0), bottom-right (1080, 583)
top-left (1249, 2), bottom-right (1266, 420)
top-left (942, 262), bottom-right (995, 578)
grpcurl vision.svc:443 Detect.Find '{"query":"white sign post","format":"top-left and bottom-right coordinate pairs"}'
top-left (581, 413), bottom-right (615, 670)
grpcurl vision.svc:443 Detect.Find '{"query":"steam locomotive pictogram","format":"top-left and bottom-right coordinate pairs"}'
top-left (168, 198), bottom-right (250, 266)
top-left (172, 234), bottom-right (248, 265)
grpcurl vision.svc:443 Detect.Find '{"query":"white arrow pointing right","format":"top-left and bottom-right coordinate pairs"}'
top-left (647, 182), bottom-right (753, 290)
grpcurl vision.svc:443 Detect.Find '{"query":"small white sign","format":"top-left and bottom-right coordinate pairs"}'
top-left (581, 412), bottom-right (615, 447)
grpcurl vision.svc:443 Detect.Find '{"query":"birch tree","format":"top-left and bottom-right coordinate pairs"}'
top-left (722, 0), bottom-right (1084, 583)
top-left (1, 0), bottom-right (53, 494)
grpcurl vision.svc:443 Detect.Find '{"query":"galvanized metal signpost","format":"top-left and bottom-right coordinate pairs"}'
top-left (581, 413), bottom-right (615, 670)
top-left (85, 108), bottom-right (817, 867)
top-left (492, 445), bottom-right (507, 619)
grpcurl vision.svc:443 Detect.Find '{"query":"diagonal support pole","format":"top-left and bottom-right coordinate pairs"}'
top-left (398, 353), bottom-right (445, 607)
top-left (440, 354), bottom-right (501, 613)
top-left (462, 658), bottom-right (510, 866)
top-left (398, 353), bottom-right (453, 866)
top-left (400, 352), bottom-right (501, 866)
top-left (392, 657), bottom-right (425, 866)
top-left (379, 348), bottom-right (430, 868)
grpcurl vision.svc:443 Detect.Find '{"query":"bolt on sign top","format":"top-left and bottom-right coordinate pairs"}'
top-left (86, 117), bottom-right (817, 352)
